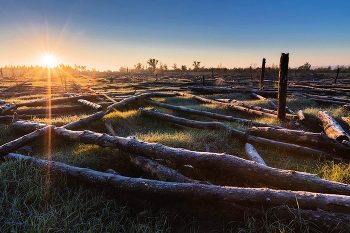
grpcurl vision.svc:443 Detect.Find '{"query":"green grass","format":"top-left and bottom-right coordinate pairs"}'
top-left (1, 81), bottom-right (350, 232)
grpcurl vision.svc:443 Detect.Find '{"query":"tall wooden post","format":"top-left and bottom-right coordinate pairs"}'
top-left (211, 69), bottom-right (214, 79)
top-left (260, 58), bottom-right (266, 90)
top-left (203, 75), bottom-right (205, 85)
top-left (277, 53), bottom-right (289, 121)
top-left (334, 66), bottom-right (340, 84)
top-left (250, 66), bottom-right (253, 80)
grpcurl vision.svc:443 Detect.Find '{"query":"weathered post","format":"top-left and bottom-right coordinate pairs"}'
top-left (334, 66), bottom-right (340, 84)
top-left (250, 66), bottom-right (253, 81)
top-left (277, 53), bottom-right (289, 121)
top-left (260, 58), bottom-right (266, 89)
top-left (202, 75), bottom-right (205, 85)
top-left (211, 69), bottom-right (214, 79)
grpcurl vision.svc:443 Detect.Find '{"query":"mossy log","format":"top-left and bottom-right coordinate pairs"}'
top-left (145, 99), bottom-right (284, 129)
top-left (5, 153), bottom-right (350, 216)
top-left (317, 111), bottom-right (350, 143)
top-left (139, 108), bottom-right (335, 161)
top-left (247, 126), bottom-right (350, 157)
top-left (174, 91), bottom-right (285, 120)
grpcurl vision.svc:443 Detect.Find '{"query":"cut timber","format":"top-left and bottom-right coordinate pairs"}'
top-left (297, 110), bottom-right (305, 121)
top-left (0, 103), bottom-right (16, 115)
top-left (317, 111), bottom-right (350, 143)
top-left (174, 92), bottom-right (285, 120)
top-left (1, 80), bottom-right (27, 92)
top-left (15, 95), bottom-right (99, 108)
top-left (217, 98), bottom-right (297, 119)
top-left (247, 127), bottom-right (350, 157)
top-left (124, 153), bottom-right (205, 183)
top-left (106, 92), bottom-right (176, 113)
top-left (0, 126), bottom-right (54, 155)
top-left (6, 153), bottom-right (350, 214)
top-left (104, 117), bottom-right (116, 136)
top-left (145, 99), bottom-right (284, 129)
top-left (244, 143), bottom-right (266, 165)
top-left (251, 92), bottom-right (278, 109)
top-left (139, 108), bottom-right (335, 161)
top-left (77, 99), bottom-right (102, 109)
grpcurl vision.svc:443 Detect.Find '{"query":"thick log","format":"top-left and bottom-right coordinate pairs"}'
top-left (124, 153), bottom-right (204, 184)
top-left (317, 111), bottom-right (350, 143)
top-left (297, 110), bottom-right (305, 121)
top-left (15, 95), bottom-right (99, 108)
top-left (77, 99), bottom-right (102, 109)
top-left (139, 108), bottom-right (335, 160)
top-left (244, 143), bottom-right (266, 165)
top-left (0, 103), bottom-right (16, 115)
top-left (251, 92), bottom-right (278, 109)
top-left (217, 99), bottom-right (297, 119)
top-left (1, 80), bottom-right (28, 92)
top-left (5, 153), bottom-right (350, 214)
top-left (247, 127), bottom-right (350, 157)
top-left (0, 91), bottom-right (34, 98)
top-left (145, 99), bottom-right (284, 129)
top-left (106, 92), bottom-right (176, 113)
top-left (0, 126), bottom-right (54, 155)
top-left (174, 92), bottom-right (284, 120)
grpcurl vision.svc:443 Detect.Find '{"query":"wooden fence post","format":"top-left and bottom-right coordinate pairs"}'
top-left (203, 75), bottom-right (205, 85)
top-left (250, 66), bottom-right (253, 81)
top-left (334, 66), bottom-right (340, 84)
top-left (260, 58), bottom-right (266, 90)
top-left (212, 69), bottom-right (214, 79)
top-left (277, 53), bottom-right (289, 121)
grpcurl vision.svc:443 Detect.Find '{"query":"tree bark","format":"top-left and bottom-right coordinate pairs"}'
top-left (244, 143), bottom-right (266, 165)
top-left (217, 98), bottom-right (297, 119)
top-left (297, 110), bottom-right (305, 121)
top-left (174, 91), bottom-right (286, 120)
top-left (10, 123), bottom-right (349, 195)
top-left (260, 58), bottom-right (266, 90)
top-left (62, 111), bottom-right (105, 130)
top-left (77, 99), bottom-right (102, 109)
top-left (247, 126), bottom-right (350, 157)
top-left (5, 153), bottom-right (350, 214)
top-left (277, 53), bottom-right (289, 121)
top-left (317, 111), bottom-right (350, 143)
top-left (145, 99), bottom-right (284, 129)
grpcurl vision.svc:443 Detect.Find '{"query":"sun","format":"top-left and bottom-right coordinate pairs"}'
top-left (41, 54), bottom-right (57, 67)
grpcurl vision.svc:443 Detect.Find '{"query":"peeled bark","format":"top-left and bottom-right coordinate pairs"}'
top-left (244, 143), bottom-right (266, 165)
top-left (145, 99), bottom-right (284, 129)
top-left (0, 126), bottom-right (54, 155)
top-left (77, 99), bottom-right (102, 109)
top-left (317, 111), bottom-right (350, 143)
top-left (297, 110), bottom-right (305, 121)
top-left (247, 127), bottom-right (350, 157)
top-left (217, 98), bottom-right (297, 119)
top-left (106, 92), bottom-right (176, 113)
top-left (5, 153), bottom-right (350, 214)
top-left (139, 108), bottom-right (335, 161)
top-left (174, 91), bottom-right (285, 120)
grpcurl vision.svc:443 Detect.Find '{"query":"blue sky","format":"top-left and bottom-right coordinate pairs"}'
top-left (1, 0), bottom-right (349, 70)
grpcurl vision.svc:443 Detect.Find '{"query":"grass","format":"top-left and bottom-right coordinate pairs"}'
top-left (1, 78), bottom-right (350, 232)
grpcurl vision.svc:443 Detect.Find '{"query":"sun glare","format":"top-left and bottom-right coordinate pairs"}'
top-left (41, 54), bottom-right (57, 67)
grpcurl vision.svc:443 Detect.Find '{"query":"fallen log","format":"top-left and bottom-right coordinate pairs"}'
top-left (124, 153), bottom-right (205, 184)
top-left (297, 110), bottom-right (305, 121)
top-left (0, 114), bottom-right (60, 123)
top-left (106, 92), bottom-right (176, 113)
top-left (247, 127), bottom-right (350, 157)
top-left (217, 98), bottom-right (297, 119)
top-left (77, 99), bottom-right (102, 109)
top-left (251, 92), bottom-right (278, 109)
top-left (244, 143), bottom-right (266, 165)
top-left (87, 87), bottom-right (117, 103)
top-left (139, 108), bottom-right (336, 161)
top-left (5, 153), bottom-right (350, 214)
top-left (15, 95), bottom-right (100, 108)
top-left (104, 117), bottom-right (116, 136)
top-left (188, 86), bottom-right (279, 98)
top-left (342, 117), bottom-right (350, 127)
top-left (174, 92), bottom-right (285, 120)
top-left (317, 111), bottom-right (350, 143)
top-left (1, 80), bottom-right (28, 92)
top-left (0, 126), bottom-right (54, 155)
top-left (0, 103), bottom-right (16, 115)
top-left (145, 99), bottom-right (284, 129)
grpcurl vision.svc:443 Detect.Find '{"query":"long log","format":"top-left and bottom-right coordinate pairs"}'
top-left (317, 111), bottom-right (350, 143)
top-left (0, 114), bottom-right (60, 123)
top-left (5, 153), bottom-right (350, 215)
top-left (15, 95), bottom-right (100, 108)
top-left (139, 108), bottom-right (335, 161)
top-left (1, 80), bottom-right (28, 92)
top-left (145, 99), bottom-right (284, 129)
top-left (247, 127), bottom-right (350, 157)
top-left (251, 92), bottom-right (278, 109)
top-left (106, 92), bottom-right (176, 113)
top-left (188, 86), bottom-right (279, 98)
top-left (0, 103), bottom-right (16, 115)
top-left (217, 98), bottom-right (297, 119)
top-left (244, 143), bottom-right (266, 165)
top-left (174, 92), bottom-right (284, 120)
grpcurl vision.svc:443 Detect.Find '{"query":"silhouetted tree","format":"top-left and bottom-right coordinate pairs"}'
top-left (147, 58), bottom-right (158, 73)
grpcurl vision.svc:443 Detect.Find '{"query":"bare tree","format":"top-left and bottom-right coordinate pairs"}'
top-left (147, 58), bottom-right (158, 73)
top-left (193, 61), bottom-right (201, 71)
